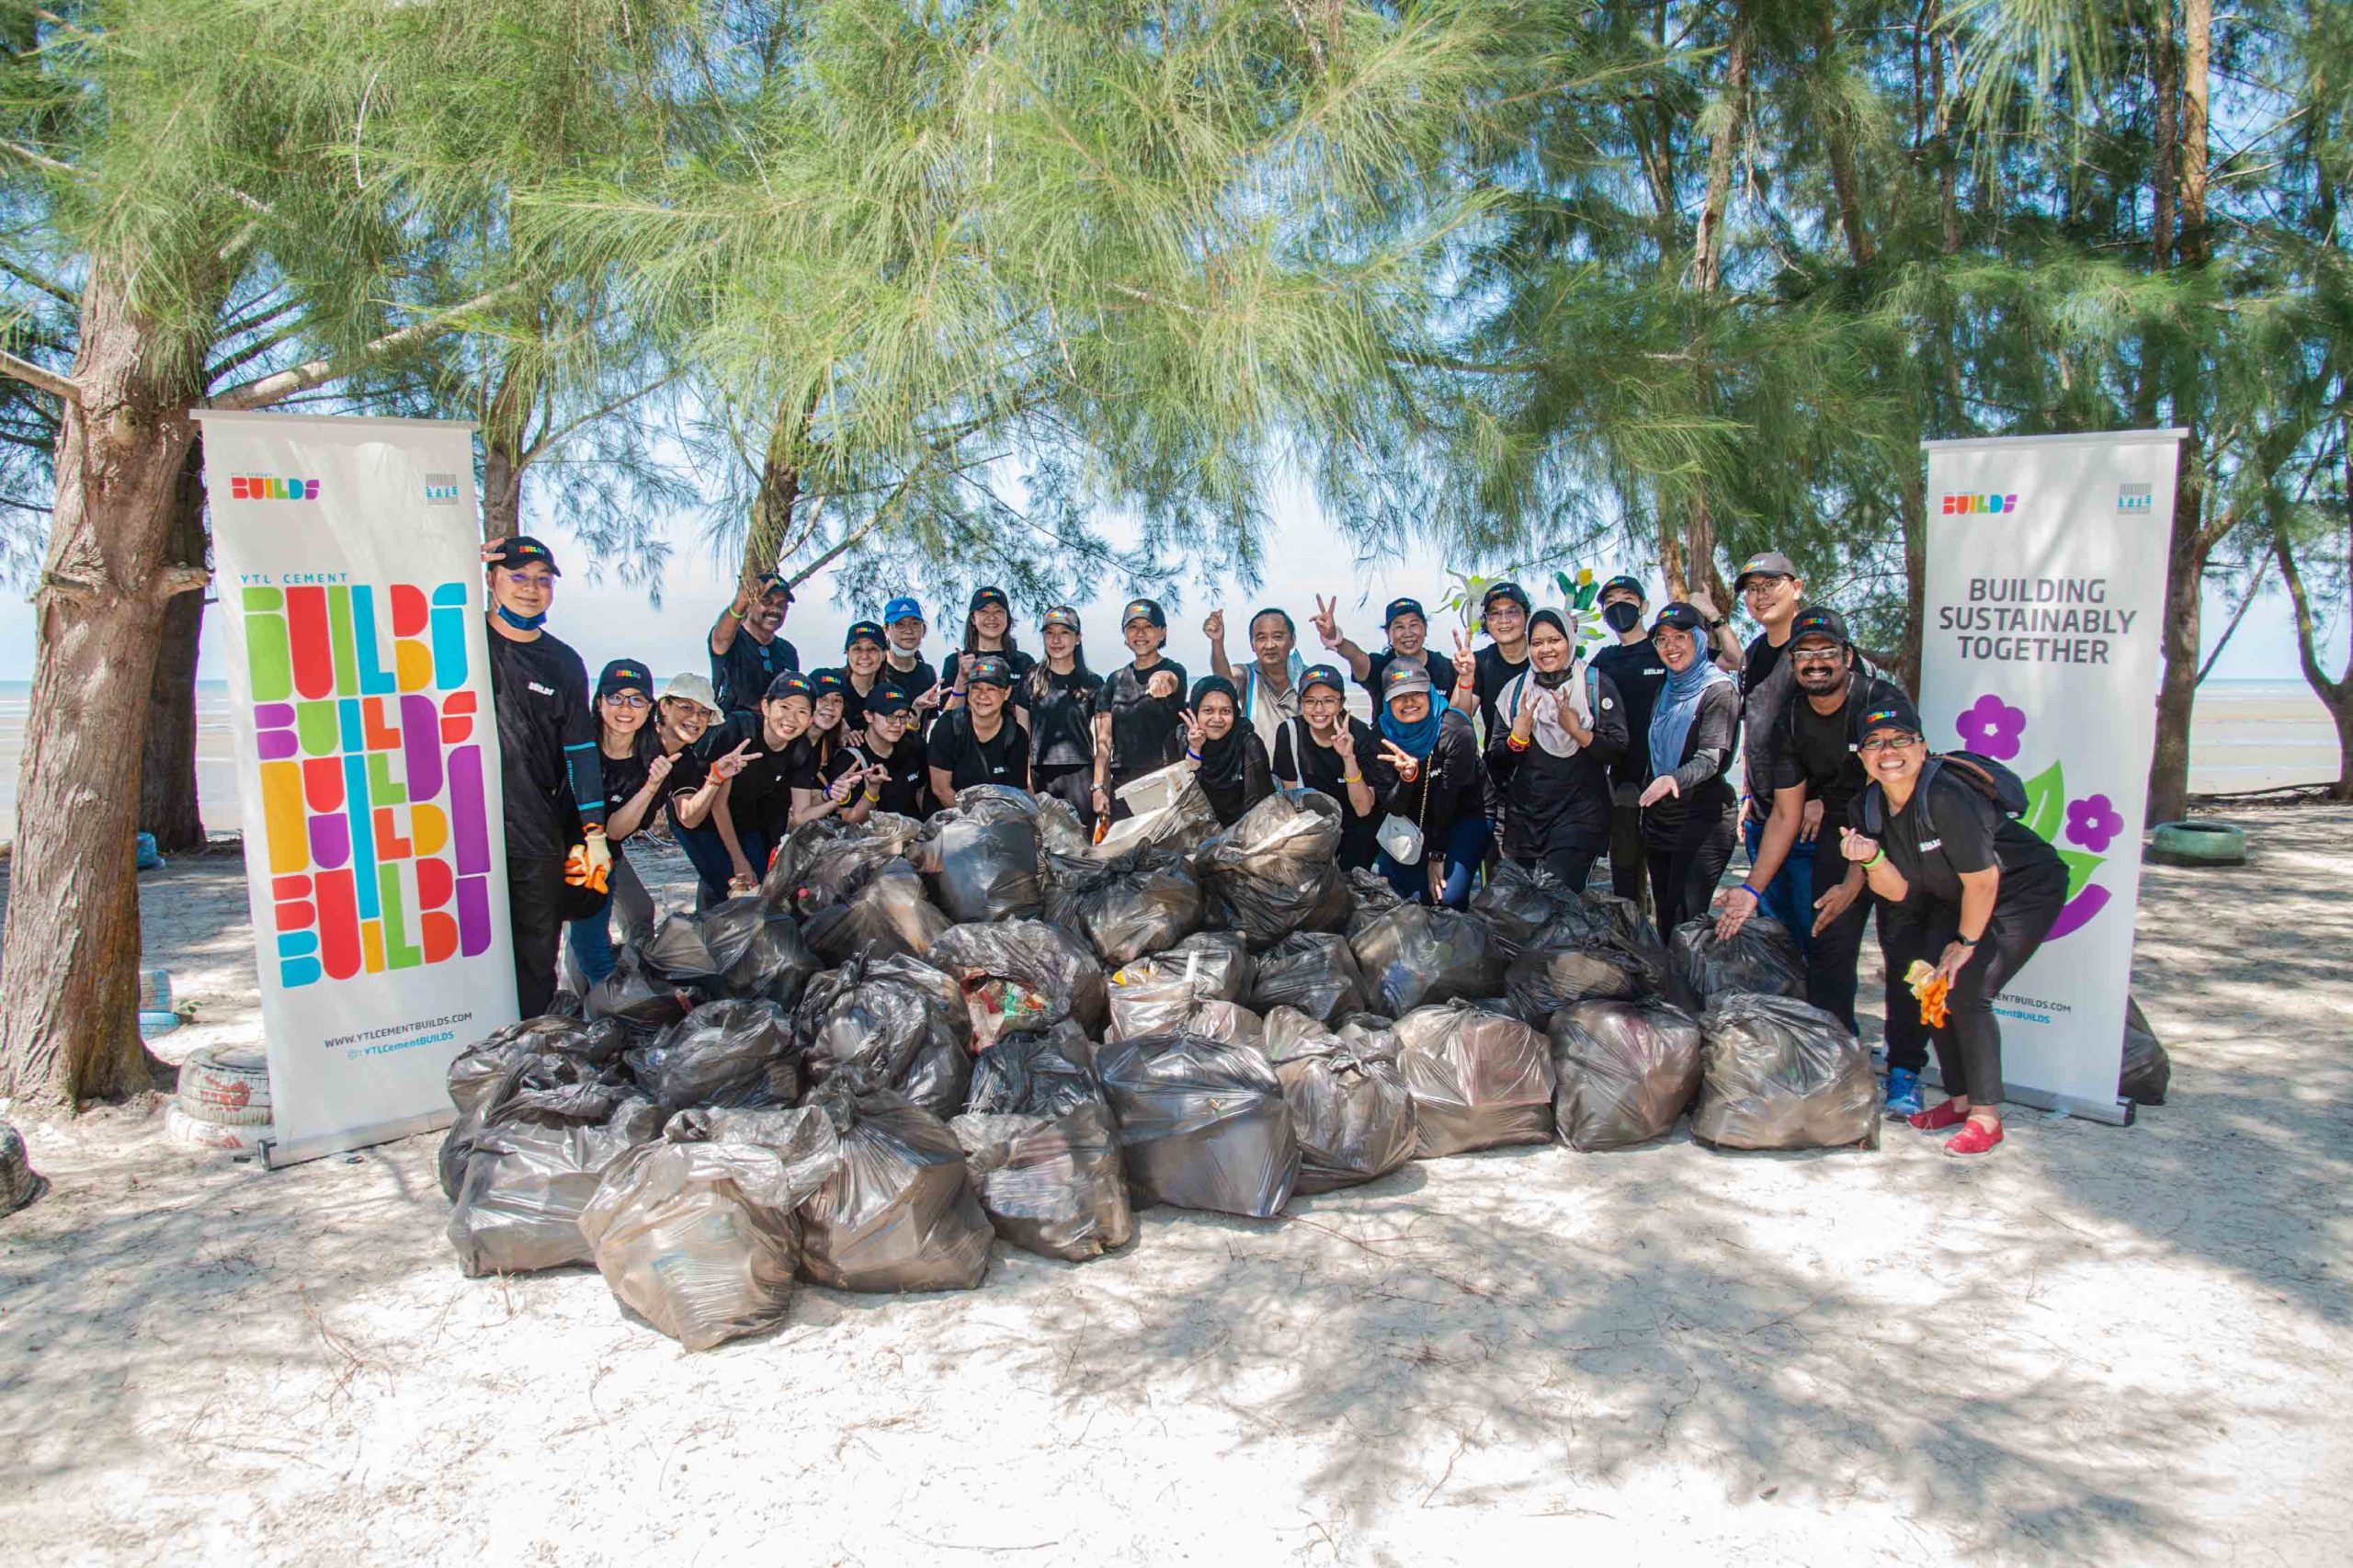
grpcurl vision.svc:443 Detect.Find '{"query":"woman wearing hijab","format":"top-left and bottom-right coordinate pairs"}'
top-left (1028, 606), bottom-right (1102, 824)
top-left (1272, 663), bottom-right (1398, 871)
top-left (1636, 602), bottom-right (1742, 930)
top-left (1373, 661), bottom-right (1486, 904)
top-left (1180, 675), bottom-right (1273, 826)
top-left (1483, 608), bottom-right (1629, 894)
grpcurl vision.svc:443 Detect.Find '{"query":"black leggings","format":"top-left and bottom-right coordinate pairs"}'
top-left (1805, 843), bottom-right (1873, 1034)
top-left (1518, 847), bottom-right (1600, 897)
top-left (1608, 796), bottom-right (1648, 910)
top-left (1879, 869), bottom-right (2067, 1106)
top-left (1644, 806), bottom-right (1737, 934)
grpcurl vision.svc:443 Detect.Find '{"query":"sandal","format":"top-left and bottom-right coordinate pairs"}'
top-left (1907, 1098), bottom-right (1967, 1132)
top-left (1943, 1119), bottom-right (2004, 1157)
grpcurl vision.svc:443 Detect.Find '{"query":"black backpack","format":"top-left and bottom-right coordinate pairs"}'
top-left (1859, 751), bottom-right (2029, 838)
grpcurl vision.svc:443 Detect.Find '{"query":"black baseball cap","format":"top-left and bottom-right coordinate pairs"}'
top-left (753, 572), bottom-right (795, 604)
top-left (1652, 602), bottom-right (1707, 636)
top-left (1301, 663), bottom-right (1348, 697)
top-left (1598, 574), bottom-right (1647, 604)
top-left (597, 659), bottom-right (652, 699)
top-left (764, 671), bottom-right (815, 705)
top-left (968, 585), bottom-right (1010, 614)
top-left (1858, 693), bottom-right (1922, 737)
top-left (844, 620), bottom-right (886, 651)
top-left (869, 682), bottom-right (917, 716)
top-left (1040, 605), bottom-right (1082, 633)
top-left (809, 667), bottom-right (847, 699)
top-left (1121, 597), bottom-right (1166, 629)
top-left (1481, 581), bottom-right (1531, 613)
top-left (965, 653), bottom-right (1015, 688)
top-left (1383, 597), bottom-right (1427, 627)
top-left (1733, 551), bottom-right (1801, 590)
top-left (486, 535), bottom-right (560, 575)
top-left (1789, 606), bottom-right (1851, 649)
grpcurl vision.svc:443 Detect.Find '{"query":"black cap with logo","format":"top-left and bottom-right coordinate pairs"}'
top-left (964, 654), bottom-right (1015, 688)
top-left (1788, 606), bottom-right (1851, 648)
top-left (1857, 693), bottom-right (1923, 737)
top-left (844, 620), bottom-right (886, 651)
top-left (1121, 597), bottom-right (1167, 630)
top-left (764, 671), bottom-right (816, 705)
top-left (1383, 597), bottom-right (1427, 628)
top-left (1652, 602), bottom-right (1707, 636)
top-left (486, 535), bottom-right (561, 575)
top-left (597, 659), bottom-right (651, 699)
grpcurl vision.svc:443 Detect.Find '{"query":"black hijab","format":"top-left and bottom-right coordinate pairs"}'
top-left (1527, 608), bottom-right (1575, 689)
top-left (1188, 675), bottom-right (1252, 794)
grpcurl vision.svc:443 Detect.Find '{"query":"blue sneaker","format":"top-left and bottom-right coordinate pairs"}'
top-left (1884, 1068), bottom-right (1924, 1119)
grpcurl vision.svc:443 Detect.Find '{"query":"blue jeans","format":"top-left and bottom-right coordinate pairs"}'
top-left (1743, 813), bottom-right (1815, 960)
top-left (676, 821), bottom-right (763, 909)
top-left (564, 846), bottom-right (653, 987)
top-left (1378, 816), bottom-right (1490, 908)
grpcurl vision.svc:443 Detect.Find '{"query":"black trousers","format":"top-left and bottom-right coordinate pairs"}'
top-left (507, 855), bottom-right (569, 1019)
top-left (1805, 844), bottom-right (1873, 1035)
top-left (1878, 869), bottom-right (2067, 1107)
top-left (1519, 846), bottom-right (1600, 897)
top-left (1035, 762), bottom-right (1096, 829)
top-left (1608, 792), bottom-right (1649, 910)
top-left (1643, 806), bottom-right (1737, 936)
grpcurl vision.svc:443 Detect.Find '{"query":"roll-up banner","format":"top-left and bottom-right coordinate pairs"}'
top-left (192, 411), bottom-right (513, 1167)
top-left (1919, 428), bottom-right (2185, 1122)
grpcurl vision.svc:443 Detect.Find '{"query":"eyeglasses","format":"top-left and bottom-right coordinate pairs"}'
top-left (604, 693), bottom-right (651, 709)
top-left (1858, 735), bottom-right (1919, 753)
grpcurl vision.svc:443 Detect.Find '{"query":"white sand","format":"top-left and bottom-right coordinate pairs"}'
top-left (2, 812), bottom-right (2348, 1566)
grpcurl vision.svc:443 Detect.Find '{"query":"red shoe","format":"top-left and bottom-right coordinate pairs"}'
top-left (1908, 1099), bottom-right (1966, 1131)
top-left (1943, 1119), bottom-right (2004, 1157)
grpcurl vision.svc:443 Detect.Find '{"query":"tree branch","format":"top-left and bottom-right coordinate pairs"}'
top-left (0, 139), bottom-right (74, 176)
top-left (2195, 557), bottom-right (2267, 685)
top-left (0, 252), bottom-right (75, 307)
top-left (208, 283), bottom-right (521, 411)
top-left (518, 370), bottom-right (679, 464)
top-left (0, 347), bottom-right (76, 402)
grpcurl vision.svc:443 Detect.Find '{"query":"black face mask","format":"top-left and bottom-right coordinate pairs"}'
top-left (1601, 600), bottom-right (1643, 633)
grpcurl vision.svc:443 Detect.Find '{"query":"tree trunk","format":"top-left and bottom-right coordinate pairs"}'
top-left (0, 263), bottom-right (206, 1107)
top-left (137, 442), bottom-right (210, 852)
top-left (2145, 458), bottom-right (2204, 824)
top-left (2272, 461), bottom-right (2353, 802)
top-left (1895, 457), bottom-right (1927, 693)
top-left (2178, 0), bottom-right (2211, 267)
top-left (1817, 6), bottom-right (1873, 268)
top-left (1688, 5), bottom-right (1751, 296)
top-left (481, 440), bottom-right (522, 540)
top-left (2151, 0), bottom-right (2177, 262)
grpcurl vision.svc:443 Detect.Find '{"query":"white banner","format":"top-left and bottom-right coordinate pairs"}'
top-left (1919, 428), bottom-right (2184, 1116)
top-left (193, 411), bottom-right (514, 1166)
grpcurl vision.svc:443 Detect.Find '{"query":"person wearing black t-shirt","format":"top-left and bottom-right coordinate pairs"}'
top-left (707, 670), bottom-right (820, 894)
top-left (1444, 580), bottom-right (1532, 744)
top-left (1840, 696), bottom-right (2068, 1158)
top-left (1272, 663), bottom-right (1398, 872)
top-left (483, 535), bottom-right (606, 1017)
top-left (1028, 606), bottom-right (1103, 824)
top-left (566, 659), bottom-right (659, 987)
top-left (1313, 593), bottom-right (1459, 705)
top-left (1711, 551), bottom-right (1813, 955)
top-left (1588, 575), bottom-right (1668, 909)
top-left (836, 620), bottom-right (891, 738)
top-left (835, 682), bottom-right (930, 823)
top-left (941, 586), bottom-right (1039, 712)
top-left (706, 573), bottom-right (801, 718)
top-left (928, 654), bottom-right (1031, 802)
top-left (1484, 610), bottom-right (1628, 895)
top-left (1090, 598), bottom-right (1189, 821)
top-left (1636, 603), bottom-right (1741, 932)
top-left (1182, 675), bottom-right (1274, 827)
top-left (881, 596), bottom-right (943, 725)
top-left (627, 673), bottom-right (744, 908)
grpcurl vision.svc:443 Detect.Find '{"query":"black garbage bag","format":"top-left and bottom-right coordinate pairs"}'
top-left (801, 858), bottom-right (952, 965)
top-left (639, 913), bottom-right (731, 997)
top-left (579, 1104), bottom-right (843, 1352)
top-left (2120, 994), bottom-right (2170, 1106)
top-left (1343, 868), bottom-right (1409, 937)
top-left (1469, 860), bottom-right (1582, 960)
top-left (1165, 929), bottom-right (1254, 1000)
top-left (1547, 997), bottom-right (1705, 1151)
top-left (1691, 994), bottom-right (1879, 1151)
top-left (1393, 1001), bottom-right (1556, 1157)
top-left (1036, 793), bottom-right (1095, 858)
top-left (1349, 904), bottom-right (1505, 1015)
top-left (763, 814), bottom-right (926, 913)
top-left (1505, 944), bottom-right (1647, 1026)
top-left (444, 1056), bottom-right (665, 1277)
top-left (1198, 788), bottom-right (1351, 949)
top-left (440, 1016), bottom-right (631, 1199)
top-left (1045, 846), bottom-right (1204, 966)
top-left (1669, 916), bottom-right (1806, 1009)
top-left (915, 786), bottom-right (1045, 923)
top-left (1268, 1017), bottom-right (1417, 1193)
top-left (797, 1084), bottom-right (995, 1292)
top-left (626, 998), bottom-right (800, 1112)
top-left (954, 1023), bottom-right (1132, 1261)
top-left (1097, 1033), bottom-right (1300, 1219)
top-left (584, 949), bottom-right (698, 1040)
top-left (927, 918), bottom-right (1109, 1040)
top-left (796, 952), bottom-right (972, 1119)
top-left (719, 908), bottom-right (820, 1007)
top-left (1248, 931), bottom-right (1368, 1024)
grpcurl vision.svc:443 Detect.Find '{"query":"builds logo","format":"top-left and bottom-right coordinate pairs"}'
top-left (2116, 483), bottom-right (2153, 513)
top-left (1940, 493), bottom-right (2018, 515)
top-left (232, 475), bottom-right (321, 501)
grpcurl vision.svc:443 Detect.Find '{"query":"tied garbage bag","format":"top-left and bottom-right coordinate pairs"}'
top-left (1475, 866), bottom-right (1668, 982)
top-left (719, 907), bottom-right (820, 1007)
top-left (1691, 994), bottom-right (1879, 1151)
top-left (639, 913), bottom-right (731, 997)
top-left (1669, 916), bottom-right (1806, 1010)
top-left (584, 948), bottom-right (697, 1040)
top-left (1165, 930), bottom-right (1254, 1001)
top-left (1505, 944), bottom-right (1646, 1026)
top-left (1393, 1001), bottom-right (1556, 1157)
top-left (440, 1016), bottom-right (630, 1199)
top-left (626, 999), bottom-right (800, 1112)
top-left (1097, 1033), bottom-right (1300, 1219)
top-left (2120, 995), bottom-right (2170, 1106)
top-left (444, 1057), bottom-right (665, 1277)
top-left (1248, 931), bottom-right (1368, 1024)
top-left (764, 814), bottom-right (926, 913)
top-left (1547, 997), bottom-right (1704, 1151)
top-left (927, 920), bottom-right (1109, 1038)
top-left (1198, 789), bottom-right (1351, 948)
top-left (1107, 932), bottom-right (1256, 1040)
top-left (1342, 868), bottom-right (1408, 937)
top-left (796, 953), bottom-right (972, 1119)
top-left (916, 786), bottom-right (1045, 923)
top-left (801, 858), bottom-right (951, 965)
top-left (1045, 846), bottom-right (1204, 966)
top-left (1268, 1017), bottom-right (1416, 1193)
top-left (1036, 792), bottom-right (1095, 858)
top-left (954, 1024), bottom-right (1133, 1261)
top-left (798, 1085), bottom-right (995, 1292)
top-left (1348, 904), bottom-right (1505, 1016)
top-left (578, 1105), bottom-right (843, 1352)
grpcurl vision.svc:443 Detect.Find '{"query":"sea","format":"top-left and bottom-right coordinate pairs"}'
top-left (0, 677), bottom-right (2334, 841)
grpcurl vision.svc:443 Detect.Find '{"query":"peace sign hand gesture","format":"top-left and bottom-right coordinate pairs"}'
top-left (1450, 630), bottom-right (1476, 694)
top-left (1329, 721), bottom-right (1358, 764)
top-left (709, 739), bottom-right (754, 780)
top-left (1180, 707), bottom-right (1206, 753)
top-left (1378, 739), bottom-right (1421, 783)
top-left (1311, 595), bottom-right (1343, 651)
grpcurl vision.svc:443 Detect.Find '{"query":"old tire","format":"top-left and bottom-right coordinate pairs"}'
top-left (165, 1104), bottom-right (270, 1152)
top-left (2148, 820), bottom-right (2246, 867)
top-left (176, 1045), bottom-right (272, 1127)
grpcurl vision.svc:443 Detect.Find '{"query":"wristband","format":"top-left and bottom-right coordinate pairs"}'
top-left (1343, 773), bottom-right (1364, 786)
top-left (1738, 882), bottom-right (1762, 902)
top-left (862, 787), bottom-right (881, 802)
top-left (1956, 936), bottom-right (1981, 949)
top-left (1186, 750), bottom-right (1201, 761)
top-left (1506, 733), bottom-right (1530, 752)
top-left (1862, 849), bottom-right (1884, 869)
top-left (727, 606), bottom-right (745, 620)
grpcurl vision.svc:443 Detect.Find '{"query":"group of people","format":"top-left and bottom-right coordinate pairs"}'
top-left (483, 537), bottom-right (2068, 1158)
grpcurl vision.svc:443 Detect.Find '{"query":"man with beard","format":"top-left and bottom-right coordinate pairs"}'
top-left (1711, 607), bottom-right (1923, 1109)
top-left (707, 573), bottom-right (801, 717)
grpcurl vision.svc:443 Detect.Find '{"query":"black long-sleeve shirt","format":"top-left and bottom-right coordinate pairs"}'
top-left (1642, 680), bottom-right (1740, 849)
top-left (1482, 672), bottom-right (1629, 858)
top-left (1384, 708), bottom-right (1485, 861)
top-left (487, 627), bottom-right (604, 860)
top-left (1271, 717), bottom-right (1397, 870)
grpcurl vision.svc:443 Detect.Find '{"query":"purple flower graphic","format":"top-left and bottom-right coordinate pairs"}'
top-left (2066, 793), bottom-right (2124, 854)
top-left (1955, 693), bottom-right (2027, 761)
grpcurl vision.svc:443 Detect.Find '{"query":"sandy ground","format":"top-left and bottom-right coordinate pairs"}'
top-left (2, 812), bottom-right (2348, 1567)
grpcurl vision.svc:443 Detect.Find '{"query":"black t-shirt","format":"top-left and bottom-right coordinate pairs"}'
top-left (851, 733), bottom-right (930, 818)
top-left (1094, 657), bottom-right (1190, 781)
top-left (487, 629), bottom-right (598, 859)
top-left (1271, 717), bottom-right (1398, 870)
top-left (881, 653), bottom-right (938, 703)
top-left (1740, 630), bottom-right (1796, 807)
top-left (928, 710), bottom-right (1031, 792)
top-left (710, 629), bottom-right (801, 717)
top-left (1777, 698), bottom-right (1867, 830)
top-left (657, 742), bottom-right (711, 836)
top-left (942, 647), bottom-right (1039, 695)
top-left (1589, 640), bottom-right (1670, 789)
top-left (1025, 665), bottom-right (1102, 768)
top-left (706, 713), bottom-right (817, 839)
top-left (1853, 768), bottom-right (2067, 909)
top-left (596, 738), bottom-right (652, 832)
top-left (1471, 643), bottom-right (1529, 744)
top-left (1362, 646), bottom-right (1459, 705)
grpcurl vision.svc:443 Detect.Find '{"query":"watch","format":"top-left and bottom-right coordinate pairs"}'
top-left (1703, 616), bottom-right (1725, 631)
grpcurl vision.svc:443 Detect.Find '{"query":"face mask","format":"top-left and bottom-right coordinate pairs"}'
top-left (495, 604), bottom-right (548, 631)
top-left (1602, 601), bottom-right (1643, 633)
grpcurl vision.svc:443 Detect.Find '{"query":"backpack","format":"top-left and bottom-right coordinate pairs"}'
top-left (1860, 751), bottom-right (2029, 838)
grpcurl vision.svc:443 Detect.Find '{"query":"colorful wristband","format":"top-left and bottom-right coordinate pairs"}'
top-left (1863, 849), bottom-right (1885, 869)
top-left (1739, 882), bottom-right (1762, 902)
top-left (1506, 733), bottom-right (1530, 753)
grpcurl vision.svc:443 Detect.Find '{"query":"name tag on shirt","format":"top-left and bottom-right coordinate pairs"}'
top-left (529, 681), bottom-right (556, 697)
top-left (1920, 837), bottom-right (1942, 851)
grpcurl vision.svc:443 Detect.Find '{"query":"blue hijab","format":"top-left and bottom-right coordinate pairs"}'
top-left (1379, 689), bottom-right (1451, 757)
top-left (1649, 656), bottom-right (1732, 779)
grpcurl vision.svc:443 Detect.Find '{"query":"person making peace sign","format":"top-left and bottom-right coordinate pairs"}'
top-left (1310, 594), bottom-right (1460, 705)
top-left (1370, 662), bottom-right (1487, 905)
top-left (1483, 608), bottom-right (1630, 894)
top-left (1272, 664), bottom-right (1398, 872)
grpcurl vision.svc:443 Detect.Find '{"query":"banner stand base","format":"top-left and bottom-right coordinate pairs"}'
top-left (263, 1107), bottom-right (457, 1170)
top-left (1918, 1067), bottom-right (2134, 1127)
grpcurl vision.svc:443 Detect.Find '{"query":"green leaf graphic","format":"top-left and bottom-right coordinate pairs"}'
top-left (2056, 846), bottom-right (2104, 903)
top-left (2021, 760), bottom-right (2065, 843)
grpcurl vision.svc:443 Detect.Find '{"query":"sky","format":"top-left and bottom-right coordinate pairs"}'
top-left (0, 472), bottom-right (2324, 687)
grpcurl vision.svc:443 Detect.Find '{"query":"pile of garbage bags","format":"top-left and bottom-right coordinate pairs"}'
top-left (439, 786), bottom-right (1927, 1352)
